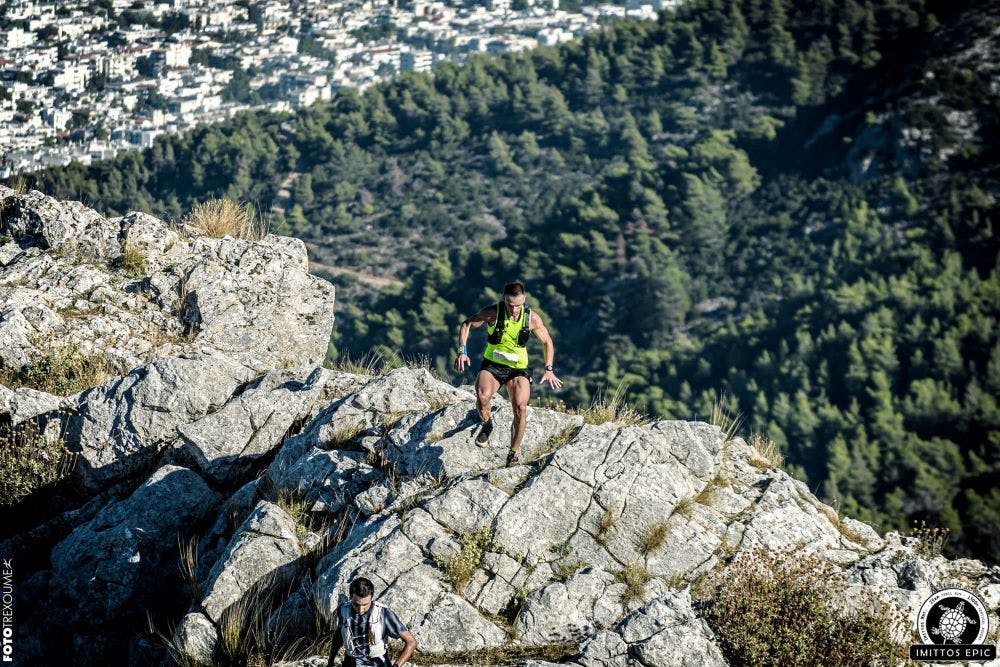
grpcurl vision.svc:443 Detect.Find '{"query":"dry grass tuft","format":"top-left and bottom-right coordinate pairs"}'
top-left (581, 382), bottom-right (647, 426)
top-left (710, 392), bottom-right (743, 442)
top-left (178, 535), bottom-right (201, 602)
top-left (186, 199), bottom-right (268, 240)
top-left (616, 561), bottom-right (651, 606)
top-left (674, 494), bottom-right (697, 517)
top-left (8, 175), bottom-right (29, 194)
top-left (748, 432), bottom-right (784, 469)
top-left (595, 506), bottom-right (616, 545)
top-left (640, 521), bottom-right (670, 555)
top-left (119, 243), bottom-right (149, 278)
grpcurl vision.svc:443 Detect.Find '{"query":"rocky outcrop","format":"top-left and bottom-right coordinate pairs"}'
top-left (0, 185), bottom-right (334, 375)
top-left (3, 190), bottom-right (998, 666)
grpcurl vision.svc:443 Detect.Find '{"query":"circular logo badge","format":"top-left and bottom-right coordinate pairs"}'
top-left (917, 588), bottom-right (989, 645)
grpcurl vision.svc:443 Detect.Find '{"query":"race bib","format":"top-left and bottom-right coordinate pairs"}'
top-left (492, 349), bottom-right (520, 363)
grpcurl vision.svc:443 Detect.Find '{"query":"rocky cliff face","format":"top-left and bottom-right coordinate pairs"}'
top-left (2, 189), bottom-right (998, 666)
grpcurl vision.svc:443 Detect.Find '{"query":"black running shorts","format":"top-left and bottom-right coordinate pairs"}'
top-left (479, 358), bottom-right (532, 387)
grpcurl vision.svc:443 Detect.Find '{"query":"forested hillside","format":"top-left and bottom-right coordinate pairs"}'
top-left (14, 0), bottom-right (999, 562)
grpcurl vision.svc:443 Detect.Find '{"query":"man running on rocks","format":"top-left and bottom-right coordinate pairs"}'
top-left (327, 576), bottom-right (417, 667)
top-left (454, 281), bottom-right (563, 466)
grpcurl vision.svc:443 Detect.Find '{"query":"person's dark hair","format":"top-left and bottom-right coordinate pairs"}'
top-left (503, 282), bottom-right (525, 296)
top-left (349, 577), bottom-right (375, 598)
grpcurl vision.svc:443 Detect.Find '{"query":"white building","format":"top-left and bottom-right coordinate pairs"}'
top-left (3, 28), bottom-right (36, 50)
top-left (51, 64), bottom-right (90, 94)
top-left (163, 42), bottom-right (192, 68)
top-left (43, 108), bottom-right (72, 130)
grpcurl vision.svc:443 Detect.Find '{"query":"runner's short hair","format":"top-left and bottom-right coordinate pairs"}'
top-left (349, 577), bottom-right (375, 598)
top-left (503, 282), bottom-right (525, 296)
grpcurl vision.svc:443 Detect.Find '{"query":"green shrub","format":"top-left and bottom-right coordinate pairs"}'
top-left (438, 527), bottom-right (493, 594)
top-left (705, 550), bottom-right (905, 667)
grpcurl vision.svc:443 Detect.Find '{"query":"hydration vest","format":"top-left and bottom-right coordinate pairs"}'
top-left (339, 600), bottom-right (386, 659)
top-left (484, 301), bottom-right (531, 369)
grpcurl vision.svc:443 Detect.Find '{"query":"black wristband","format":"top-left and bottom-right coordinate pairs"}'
top-left (544, 364), bottom-right (554, 371)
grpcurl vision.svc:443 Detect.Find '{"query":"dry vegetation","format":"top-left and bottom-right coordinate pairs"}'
top-left (186, 199), bottom-right (269, 240)
top-left (704, 549), bottom-right (906, 667)
top-left (0, 418), bottom-right (74, 506)
top-left (0, 344), bottom-right (113, 395)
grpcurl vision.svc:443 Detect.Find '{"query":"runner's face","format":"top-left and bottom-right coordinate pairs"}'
top-left (351, 594), bottom-right (373, 614)
top-left (504, 294), bottom-right (525, 318)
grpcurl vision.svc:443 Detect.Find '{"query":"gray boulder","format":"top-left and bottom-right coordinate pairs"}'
top-left (198, 500), bottom-right (304, 622)
top-left (49, 464), bottom-right (220, 625)
top-left (619, 590), bottom-right (726, 667)
top-left (64, 352), bottom-right (259, 490)
top-left (177, 366), bottom-right (343, 483)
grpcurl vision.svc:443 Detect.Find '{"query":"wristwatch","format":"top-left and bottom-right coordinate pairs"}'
top-left (544, 364), bottom-right (554, 371)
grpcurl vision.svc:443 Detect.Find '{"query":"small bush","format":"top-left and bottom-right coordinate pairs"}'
top-left (186, 199), bottom-right (268, 240)
top-left (0, 419), bottom-right (73, 506)
top-left (907, 520), bottom-right (950, 558)
top-left (439, 527), bottom-right (493, 594)
top-left (616, 561), bottom-right (651, 606)
top-left (705, 549), bottom-right (906, 667)
top-left (0, 344), bottom-right (113, 395)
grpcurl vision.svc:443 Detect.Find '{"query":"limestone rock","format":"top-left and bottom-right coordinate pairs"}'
top-left (49, 464), bottom-right (220, 625)
top-left (0, 384), bottom-right (62, 424)
top-left (177, 366), bottom-right (340, 483)
top-left (619, 590), bottom-right (726, 667)
top-left (63, 352), bottom-right (258, 490)
top-left (173, 611), bottom-right (219, 665)
top-left (198, 500), bottom-right (304, 622)
top-left (0, 187), bottom-right (335, 374)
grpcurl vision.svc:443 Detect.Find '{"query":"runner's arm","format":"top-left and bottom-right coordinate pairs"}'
top-left (532, 312), bottom-right (563, 389)
top-left (393, 630), bottom-right (418, 666)
top-left (530, 312), bottom-right (555, 368)
top-left (455, 306), bottom-right (496, 371)
top-left (459, 306), bottom-right (496, 345)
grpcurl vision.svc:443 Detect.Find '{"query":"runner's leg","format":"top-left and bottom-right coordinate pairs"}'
top-left (476, 369), bottom-right (500, 422)
top-left (507, 376), bottom-right (530, 452)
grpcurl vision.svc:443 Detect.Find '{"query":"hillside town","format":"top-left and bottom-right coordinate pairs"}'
top-left (0, 0), bottom-right (678, 178)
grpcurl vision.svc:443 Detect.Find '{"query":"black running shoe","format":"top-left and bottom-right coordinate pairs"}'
top-left (505, 448), bottom-right (521, 466)
top-left (475, 418), bottom-right (494, 444)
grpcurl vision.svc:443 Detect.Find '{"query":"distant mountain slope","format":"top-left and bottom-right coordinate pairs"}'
top-left (13, 0), bottom-right (1000, 562)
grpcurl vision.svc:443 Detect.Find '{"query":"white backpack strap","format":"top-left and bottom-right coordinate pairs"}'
top-left (339, 601), bottom-right (354, 656)
top-left (368, 601), bottom-right (387, 658)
